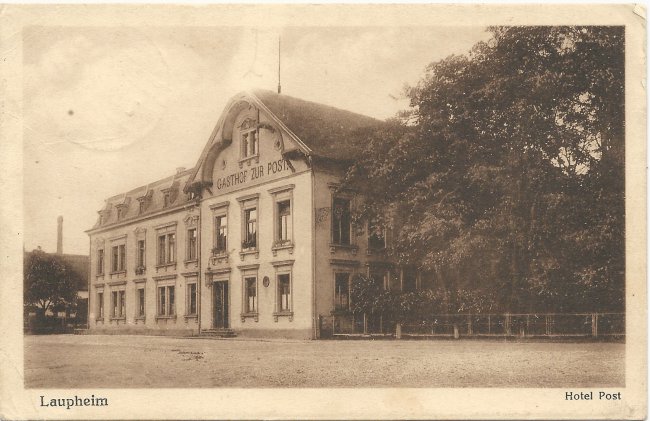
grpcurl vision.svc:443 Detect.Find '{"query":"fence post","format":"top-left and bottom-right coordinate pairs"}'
top-left (363, 313), bottom-right (368, 334)
top-left (467, 314), bottom-right (473, 336)
top-left (545, 315), bottom-right (552, 336)
top-left (505, 313), bottom-right (511, 335)
top-left (396, 323), bottom-right (402, 339)
top-left (592, 313), bottom-right (598, 337)
top-left (380, 315), bottom-right (383, 334)
top-left (488, 315), bottom-right (491, 335)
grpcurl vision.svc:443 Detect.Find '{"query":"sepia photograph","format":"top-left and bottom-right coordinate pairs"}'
top-left (1, 4), bottom-right (646, 420)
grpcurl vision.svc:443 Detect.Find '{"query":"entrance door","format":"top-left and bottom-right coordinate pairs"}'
top-left (213, 281), bottom-right (229, 329)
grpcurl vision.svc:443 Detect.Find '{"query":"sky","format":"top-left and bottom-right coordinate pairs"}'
top-left (23, 25), bottom-right (490, 255)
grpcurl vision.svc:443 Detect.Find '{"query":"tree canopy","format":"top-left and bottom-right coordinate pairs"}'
top-left (24, 249), bottom-right (80, 316)
top-left (344, 26), bottom-right (624, 313)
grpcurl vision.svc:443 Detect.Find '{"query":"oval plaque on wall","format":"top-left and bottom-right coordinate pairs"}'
top-left (263, 276), bottom-right (270, 287)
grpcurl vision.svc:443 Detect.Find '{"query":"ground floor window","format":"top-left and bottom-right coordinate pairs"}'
top-left (277, 273), bottom-right (291, 312)
top-left (111, 290), bottom-right (125, 318)
top-left (335, 272), bottom-right (351, 311)
top-left (157, 285), bottom-right (175, 316)
top-left (245, 276), bottom-right (257, 313)
top-left (97, 291), bottom-right (104, 319)
top-left (137, 287), bottom-right (145, 318)
top-left (187, 283), bottom-right (197, 316)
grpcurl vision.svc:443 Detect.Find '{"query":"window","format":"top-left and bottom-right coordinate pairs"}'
top-left (241, 125), bottom-right (259, 159)
top-left (335, 272), bottom-right (351, 311)
top-left (187, 229), bottom-right (197, 261)
top-left (245, 276), bottom-right (257, 313)
top-left (111, 244), bottom-right (126, 272)
top-left (137, 288), bottom-right (145, 318)
top-left (157, 285), bottom-right (175, 316)
top-left (369, 268), bottom-right (390, 291)
top-left (116, 206), bottom-right (124, 220)
top-left (111, 290), bottom-right (125, 318)
top-left (277, 273), bottom-right (291, 312)
top-left (139, 200), bottom-right (146, 214)
top-left (112, 246), bottom-right (119, 272)
top-left (332, 198), bottom-right (351, 245)
top-left (163, 192), bottom-right (171, 208)
top-left (277, 200), bottom-right (292, 243)
top-left (157, 233), bottom-right (176, 265)
top-left (243, 208), bottom-right (257, 249)
top-left (97, 249), bottom-right (104, 275)
top-left (402, 267), bottom-right (418, 292)
top-left (97, 291), bottom-right (104, 319)
top-left (187, 283), bottom-right (197, 316)
top-left (119, 245), bottom-right (125, 271)
top-left (214, 215), bottom-right (227, 253)
top-left (137, 240), bottom-right (145, 269)
top-left (368, 220), bottom-right (386, 250)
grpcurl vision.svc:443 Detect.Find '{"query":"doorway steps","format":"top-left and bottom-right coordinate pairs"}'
top-left (200, 328), bottom-right (237, 338)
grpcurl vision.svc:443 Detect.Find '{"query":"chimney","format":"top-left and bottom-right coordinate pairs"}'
top-left (57, 216), bottom-right (63, 254)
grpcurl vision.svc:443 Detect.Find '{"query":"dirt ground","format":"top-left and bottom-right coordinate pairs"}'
top-left (23, 335), bottom-right (624, 388)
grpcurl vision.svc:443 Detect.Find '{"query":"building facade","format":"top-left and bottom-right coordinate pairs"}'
top-left (87, 90), bottom-right (414, 339)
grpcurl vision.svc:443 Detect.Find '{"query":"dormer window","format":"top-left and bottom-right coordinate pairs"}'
top-left (163, 192), bottom-right (170, 208)
top-left (240, 118), bottom-right (259, 161)
top-left (139, 200), bottom-right (146, 214)
top-left (116, 206), bottom-right (126, 221)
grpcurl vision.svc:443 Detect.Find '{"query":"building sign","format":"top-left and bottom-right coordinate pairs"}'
top-left (215, 159), bottom-right (291, 191)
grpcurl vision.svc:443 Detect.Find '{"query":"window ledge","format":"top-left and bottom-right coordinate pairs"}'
top-left (240, 312), bottom-right (259, 322)
top-left (95, 318), bottom-right (104, 322)
top-left (273, 311), bottom-right (294, 322)
top-left (238, 154), bottom-right (260, 168)
top-left (156, 262), bottom-right (177, 269)
top-left (96, 273), bottom-right (105, 278)
top-left (329, 244), bottom-right (358, 255)
top-left (134, 316), bottom-right (146, 323)
top-left (272, 242), bottom-right (294, 256)
top-left (109, 270), bottom-right (127, 276)
top-left (239, 249), bottom-right (259, 261)
top-left (184, 314), bottom-right (198, 322)
top-left (135, 267), bottom-right (146, 275)
top-left (184, 259), bottom-right (198, 264)
top-left (366, 247), bottom-right (386, 255)
top-left (156, 315), bottom-right (177, 321)
top-left (331, 309), bottom-right (352, 316)
top-left (110, 317), bottom-right (126, 323)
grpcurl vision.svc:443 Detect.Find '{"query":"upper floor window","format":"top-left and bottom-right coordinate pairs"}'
top-left (139, 200), bottom-right (146, 214)
top-left (332, 197), bottom-right (351, 245)
top-left (157, 233), bottom-right (176, 265)
top-left (111, 244), bottom-right (126, 272)
top-left (116, 207), bottom-right (124, 220)
top-left (97, 249), bottom-right (104, 275)
top-left (97, 291), bottom-right (104, 319)
top-left (136, 240), bottom-right (145, 269)
top-left (214, 215), bottom-right (228, 253)
top-left (277, 200), bottom-right (292, 243)
top-left (137, 287), bottom-right (145, 318)
top-left (368, 220), bottom-right (386, 250)
top-left (163, 192), bottom-right (171, 208)
top-left (243, 208), bottom-right (257, 250)
top-left (187, 228), bottom-right (197, 261)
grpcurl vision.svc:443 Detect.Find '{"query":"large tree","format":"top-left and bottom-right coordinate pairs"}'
top-left (24, 249), bottom-right (80, 318)
top-left (344, 26), bottom-right (624, 313)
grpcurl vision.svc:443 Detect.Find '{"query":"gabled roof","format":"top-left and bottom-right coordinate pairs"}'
top-left (252, 89), bottom-right (385, 161)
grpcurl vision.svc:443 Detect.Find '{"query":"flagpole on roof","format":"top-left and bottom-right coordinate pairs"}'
top-left (277, 36), bottom-right (282, 95)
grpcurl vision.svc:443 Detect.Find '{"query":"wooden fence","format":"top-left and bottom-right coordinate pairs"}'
top-left (319, 312), bottom-right (625, 339)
